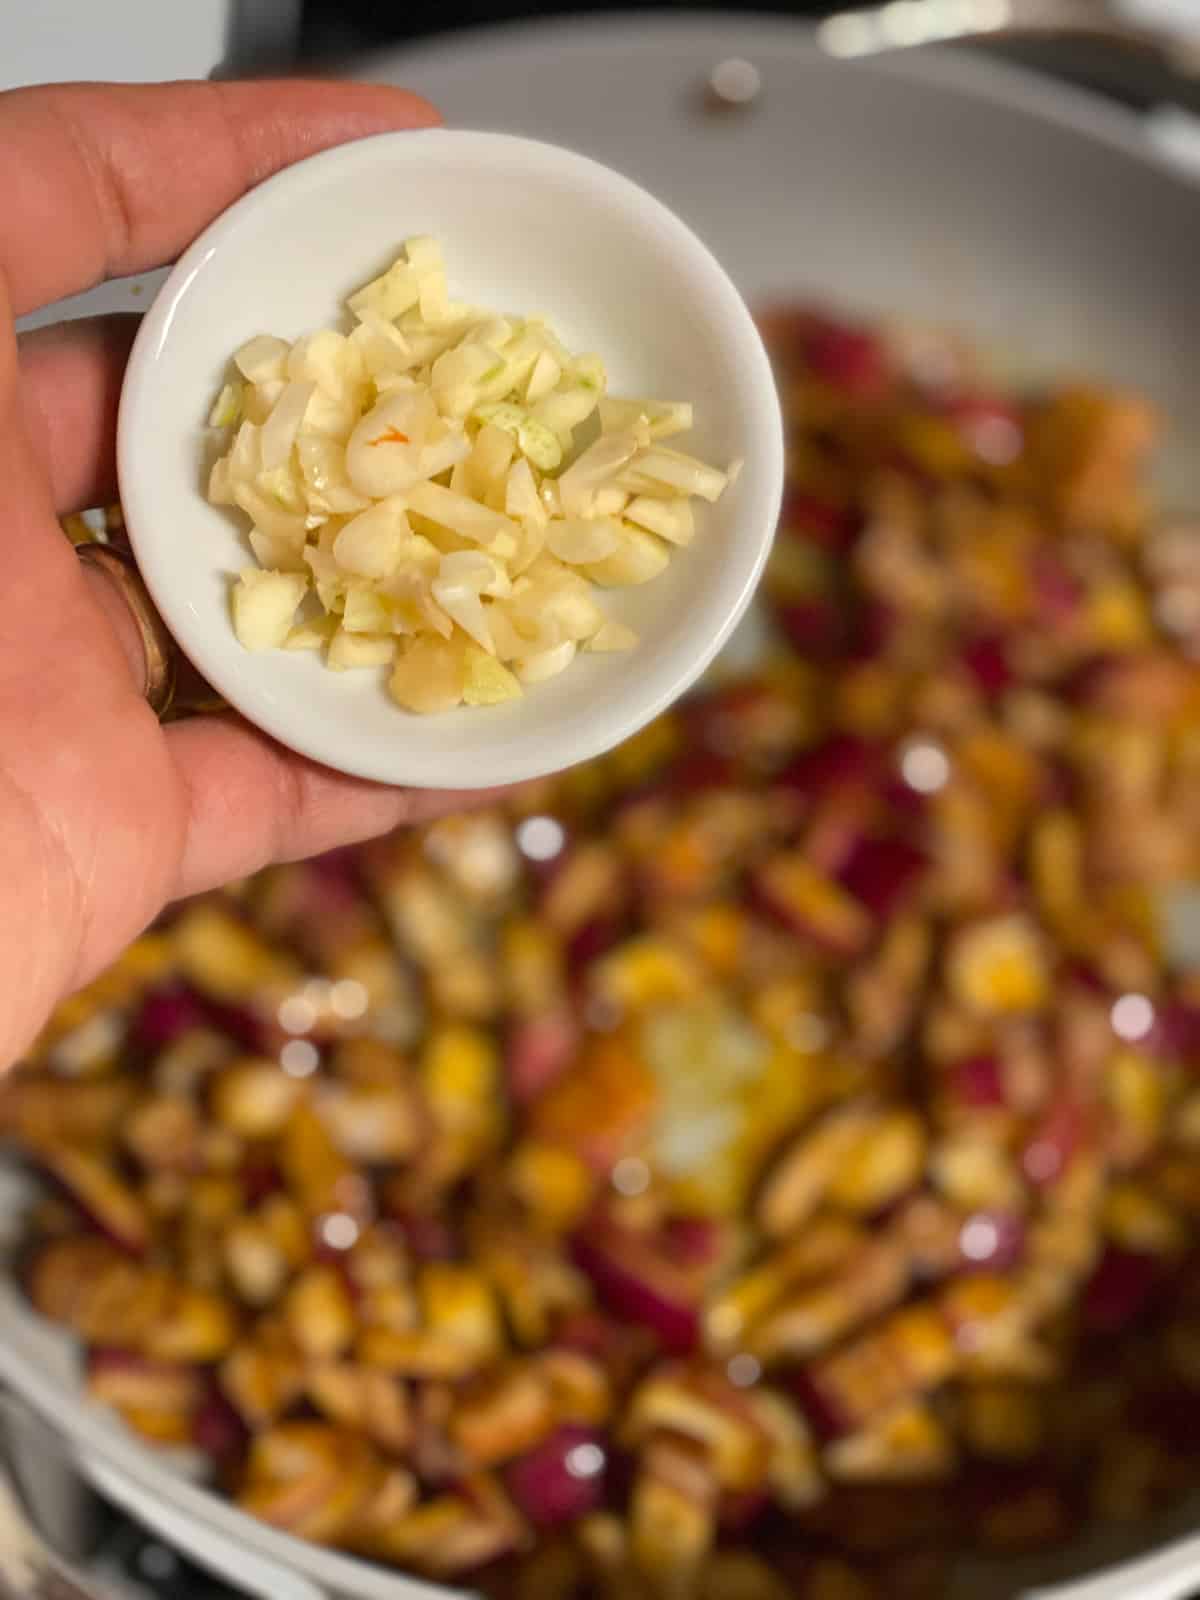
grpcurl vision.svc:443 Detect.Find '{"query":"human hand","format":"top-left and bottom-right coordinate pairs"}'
top-left (1, 78), bottom-right (483, 1068)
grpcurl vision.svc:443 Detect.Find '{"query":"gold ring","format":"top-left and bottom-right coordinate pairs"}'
top-left (76, 542), bottom-right (177, 718)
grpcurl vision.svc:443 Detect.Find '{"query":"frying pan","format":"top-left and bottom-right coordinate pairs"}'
top-left (3, 15), bottom-right (1200, 1599)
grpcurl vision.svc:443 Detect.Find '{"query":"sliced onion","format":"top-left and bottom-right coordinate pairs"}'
top-left (505, 1426), bottom-right (607, 1527)
top-left (42, 1149), bottom-right (149, 1256)
top-left (571, 1225), bottom-right (700, 1354)
top-left (193, 1381), bottom-right (249, 1466)
top-left (950, 1054), bottom-right (1006, 1108)
top-left (505, 1012), bottom-right (579, 1103)
top-left (134, 984), bottom-right (207, 1049)
top-left (837, 835), bottom-right (928, 919)
top-left (1083, 1247), bottom-right (1160, 1332)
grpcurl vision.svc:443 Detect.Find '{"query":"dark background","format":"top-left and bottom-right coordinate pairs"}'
top-left (294, 0), bottom-right (1191, 114)
top-left (298, 0), bottom-right (829, 58)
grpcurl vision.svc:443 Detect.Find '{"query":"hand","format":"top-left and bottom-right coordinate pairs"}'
top-left (1, 79), bottom-right (478, 1068)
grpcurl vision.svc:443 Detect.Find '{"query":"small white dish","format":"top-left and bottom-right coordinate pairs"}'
top-left (117, 127), bottom-right (783, 789)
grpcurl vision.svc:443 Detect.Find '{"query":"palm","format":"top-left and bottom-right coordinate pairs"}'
top-left (1, 79), bottom-right (467, 1066)
top-left (5, 504), bottom-right (183, 984)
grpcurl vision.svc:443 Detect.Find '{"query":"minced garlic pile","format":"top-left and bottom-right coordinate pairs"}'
top-left (206, 238), bottom-right (736, 712)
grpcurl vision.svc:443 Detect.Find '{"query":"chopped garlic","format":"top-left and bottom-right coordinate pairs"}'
top-left (208, 382), bottom-right (242, 429)
top-left (328, 629), bottom-right (396, 671)
top-left (463, 644), bottom-right (522, 705)
top-left (231, 570), bottom-right (308, 651)
top-left (588, 620), bottom-right (639, 653)
top-left (284, 614), bottom-right (337, 651)
top-left (586, 526), bottom-right (672, 588)
top-left (205, 237), bottom-right (733, 713)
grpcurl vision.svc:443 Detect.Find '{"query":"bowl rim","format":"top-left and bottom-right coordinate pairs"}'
top-left (116, 125), bottom-right (784, 789)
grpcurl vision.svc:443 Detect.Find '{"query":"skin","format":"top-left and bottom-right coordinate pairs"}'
top-left (1, 79), bottom-right (488, 1069)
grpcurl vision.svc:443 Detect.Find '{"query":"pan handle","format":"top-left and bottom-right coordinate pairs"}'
top-left (813, 0), bottom-right (1200, 77)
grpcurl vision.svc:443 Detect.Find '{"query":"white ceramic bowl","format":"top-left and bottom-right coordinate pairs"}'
top-left (117, 127), bottom-right (783, 789)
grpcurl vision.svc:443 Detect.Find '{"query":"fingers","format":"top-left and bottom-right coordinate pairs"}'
top-left (3, 79), bottom-right (439, 318)
top-left (18, 314), bottom-right (137, 512)
top-left (0, 272), bottom-right (62, 550)
top-left (76, 549), bottom-right (152, 696)
top-left (7, 79), bottom-right (440, 510)
top-left (165, 714), bottom-right (498, 902)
